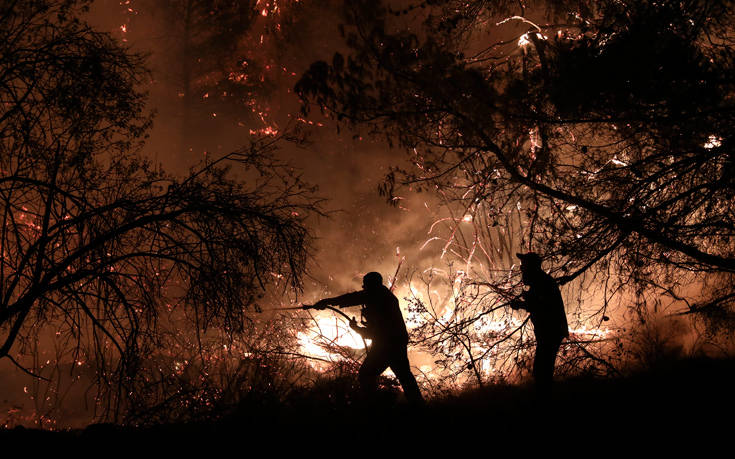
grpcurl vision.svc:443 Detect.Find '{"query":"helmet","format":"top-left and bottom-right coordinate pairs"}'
top-left (516, 252), bottom-right (542, 269)
top-left (362, 272), bottom-right (383, 289)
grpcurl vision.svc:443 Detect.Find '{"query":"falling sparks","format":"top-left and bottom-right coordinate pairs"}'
top-left (249, 126), bottom-right (279, 136)
top-left (118, 0), bottom-right (137, 40)
top-left (0, 2), bottom-right (649, 428)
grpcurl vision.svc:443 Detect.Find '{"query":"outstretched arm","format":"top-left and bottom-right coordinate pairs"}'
top-left (312, 293), bottom-right (374, 339)
top-left (314, 291), bottom-right (367, 309)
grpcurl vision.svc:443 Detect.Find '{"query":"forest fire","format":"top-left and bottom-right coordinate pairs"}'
top-left (297, 315), bottom-right (366, 370)
top-left (1, 0), bottom-right (734, 434)
top-left (294, 269), bottom-right (616, 385)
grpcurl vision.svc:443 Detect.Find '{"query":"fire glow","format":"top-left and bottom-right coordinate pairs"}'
top-left (297, 315), bottom-right (368, 371)
top-left (295, 278), bottom-right (615, 383)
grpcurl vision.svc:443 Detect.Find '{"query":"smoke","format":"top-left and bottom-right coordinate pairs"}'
top-left (626, 315), bottom-right (696, 369)
top-left (0, 0), bottom-right (438, 427)
top-left (85, 0), bottom-right (455, 299)
top-left (3, 0), bottom-right (731, 428)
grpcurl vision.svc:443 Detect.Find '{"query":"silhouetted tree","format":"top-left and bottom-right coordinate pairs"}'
top-left (1, 0), bottom-right (319, 420)
top-left (297, 0), bottom-right (735, 377)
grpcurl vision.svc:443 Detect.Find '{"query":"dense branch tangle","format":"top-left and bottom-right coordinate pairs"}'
top-left (0, 0), bottom-right (319, 421)
top-left (297, 0), bottom-right (735, 307)
top-left (296, 0), bottom-right (735, 378)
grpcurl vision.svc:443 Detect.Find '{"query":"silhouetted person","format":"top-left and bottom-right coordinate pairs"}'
top-left (314, 272), bottom-right (424, 405)
top-left (511, 253), bottom-right (568, 398)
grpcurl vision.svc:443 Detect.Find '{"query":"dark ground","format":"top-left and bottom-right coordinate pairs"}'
top-left (2, 357), bottom-right (732, 454)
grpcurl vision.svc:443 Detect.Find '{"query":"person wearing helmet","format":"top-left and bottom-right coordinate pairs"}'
top-left (313, 272), bottom-right (424, 404)
top-left (511, 253), bottom-right (569, 397)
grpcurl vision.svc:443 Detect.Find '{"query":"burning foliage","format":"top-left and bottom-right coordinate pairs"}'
top-left (296, 0), bottom-right (735, 385)
top-left (0, 0), bottom-right (321, 425)
top-left (3, 0), bottom-right (735, 428)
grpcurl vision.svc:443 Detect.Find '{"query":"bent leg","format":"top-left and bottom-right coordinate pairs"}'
top-left (388, 346), bottom-right (424, 404)
top-left (359, 346), bottom-right (390, 399)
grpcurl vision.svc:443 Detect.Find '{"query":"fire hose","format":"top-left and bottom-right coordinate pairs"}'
top-left (273, 304), bottom-right (370, 352)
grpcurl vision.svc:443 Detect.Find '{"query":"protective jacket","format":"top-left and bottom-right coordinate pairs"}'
top-left (328, 285), bottom-right (408, 345)
top-left (522, 271), bottom-right (569, 342)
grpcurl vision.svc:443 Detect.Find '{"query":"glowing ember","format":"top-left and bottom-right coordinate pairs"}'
top-left (249, 126), bottom-right (279, 136)
top-left (517, 32), bottom-right (547, 48)
top-left (704, 135), bottom-right (722, 149)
